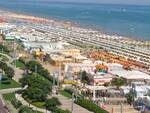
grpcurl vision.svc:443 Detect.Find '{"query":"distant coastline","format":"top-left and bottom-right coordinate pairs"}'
top-left (0, 1), bottom-right (150, 41)
top-left (0, 8), bottom-right (149, 44)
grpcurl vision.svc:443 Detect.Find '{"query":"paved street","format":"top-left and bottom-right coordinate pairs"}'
top-left (52, 94), bottom-right (93, 113)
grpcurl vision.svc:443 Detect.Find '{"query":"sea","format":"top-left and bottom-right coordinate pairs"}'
top-left (0, 0), bottom-right (150, 41)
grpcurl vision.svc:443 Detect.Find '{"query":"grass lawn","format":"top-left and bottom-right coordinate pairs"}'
top-left (60, 90), bottom-right (72, 99)
top-left (36, 111), bottom-right (43, 113)
top-left (2, 93), bottom-right (16, 102)
top-left (0, 79), bottom-right (21, 89)
top-left (16, 60), bottom-right (25, 68)
top-left (32, 101), bottom-right (45, 108)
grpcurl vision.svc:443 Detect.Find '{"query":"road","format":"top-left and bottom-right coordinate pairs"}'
top-left (51, 94), bottom-right (93, 113)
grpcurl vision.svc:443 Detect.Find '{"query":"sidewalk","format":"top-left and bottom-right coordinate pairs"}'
top-left (14, 68), bottom-right (24, 82)
top-left (0, 88), bottom-right (22, 94)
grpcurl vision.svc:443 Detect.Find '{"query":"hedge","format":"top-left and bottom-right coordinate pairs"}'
top-left (75, 98), bottom-right (108, 113)
top-left (0, 61), bottom-right (14, 78)
top-left (52, 108), bottom-right (71, 113)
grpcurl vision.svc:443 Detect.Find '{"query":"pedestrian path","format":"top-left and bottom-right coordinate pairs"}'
top-left (0, 88), bottom-right (21, 94)
top-left (14, 68), bottom-right (24, 82)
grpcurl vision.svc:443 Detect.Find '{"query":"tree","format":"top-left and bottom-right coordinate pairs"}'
top-left (38, 68), bottom-right (50, 78)
top-left (45, 97), bottom-right (61, 111)
top-left (125, 92), bottom-right (135, 106)
top-left (0, 44), bottom-right (10, 53)
top-left (25, 60), bottom-right (51, 79)
top-left (81, 71), bottom-right (90, 84)
top-left (0, 61), bottom-right (14, 79)
top-left (26, 61), bottom-right (42, 72)
top-left (11, 99), bottom-right (22, 109)
top-left (19, 106), bottom-right (33, 113)
top-left (111, 77), bottom-right (125, 89)
top-left (24, 87), bottom-right (48, 102)
top-left (5, 67), bottom-right (14, 78)
top-left (20, 73), bottom-right (52, 102)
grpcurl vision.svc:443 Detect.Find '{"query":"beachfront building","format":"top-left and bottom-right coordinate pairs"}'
top-left (62, 49), bottom-right (80, 56)
top-left (0, 23), bottom-right (16, 34)
top-left (64, 61), bottom-right (150, 81)
top-left (109, 64), bottom-right (150, 83)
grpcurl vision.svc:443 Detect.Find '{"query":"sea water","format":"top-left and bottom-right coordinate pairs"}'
top-left (0, 0), bottom-right (150, 40)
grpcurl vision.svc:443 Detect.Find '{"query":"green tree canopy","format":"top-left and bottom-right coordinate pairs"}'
top-left (25, 60), bottom-right (51, 81)
top-left (19, 106), bottom-right (33, 113)
top-left (0, 44), bottom-right (10, 53)
top-left (81, 71), bottom-right (90, 84)
top-left (125, 92), bottom-right (135, 105)
top-left (26, 61), bottom-right (42, 72)
top-left (20, 73), bottom-right (52, 102)
top-left (0, 61), bottom-right (14, 79)
top-left (45, 97), bottom-right (61, 111)
top-left (111, 77), bottom-right (125, 89)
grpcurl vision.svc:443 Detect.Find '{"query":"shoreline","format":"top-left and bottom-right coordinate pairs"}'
top-left (0, 8), bottom-right (149, 43)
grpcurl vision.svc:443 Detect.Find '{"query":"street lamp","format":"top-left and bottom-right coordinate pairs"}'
top-left (52, 72), bottom-right (56, 94)
top-left (13, 37), bottom-right (17, 68)
top-left (35, 65), bottom-right (37, 73)
top-left (71, 93), bottom-right (75, 113)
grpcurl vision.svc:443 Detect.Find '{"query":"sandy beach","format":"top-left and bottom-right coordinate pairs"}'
top-left (0, 9), bottom-right (150, 47)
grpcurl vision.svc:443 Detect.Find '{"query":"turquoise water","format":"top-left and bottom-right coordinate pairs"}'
top-left (0, 0), bottom-right (150, 40)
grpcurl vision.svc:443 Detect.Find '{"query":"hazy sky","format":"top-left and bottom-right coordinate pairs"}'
top-left (37, 0), bottom-right (150, 5)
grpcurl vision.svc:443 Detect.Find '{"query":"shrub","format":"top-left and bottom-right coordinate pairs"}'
top-left (1, 76), bottom-right (9, 81)
top-left (0, 44), bottom-right (10, 53)
top-left (11, 99), bottom-right (22, 109)
top-left (19, 106), bottom-right (33, 113)
top-left (75, 98), bottom-right (108, 113)
top-left (0, 61), bottom-right (14, 79)
top-left (45, 97), bottom-right (61, 111)
top-left (64, 88), bottom-right (74, 95)
top-left (1, 80), bottom-right (11, 84)
top-left (53, 108), bottom-right (71, 113)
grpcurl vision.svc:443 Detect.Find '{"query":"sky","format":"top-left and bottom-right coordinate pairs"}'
top-left (35, 0), bottom-right (150, 5)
